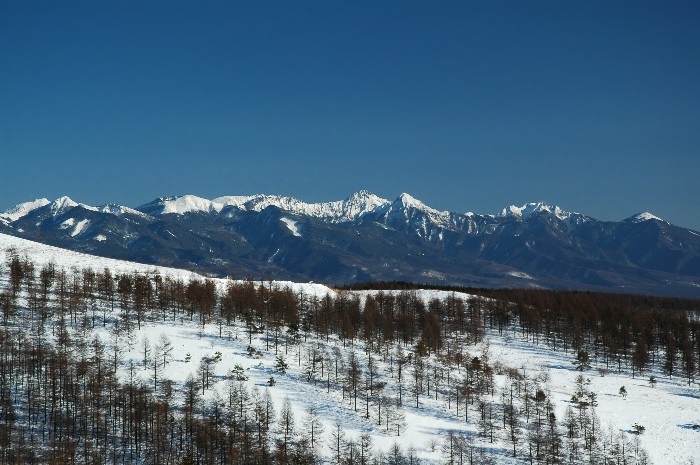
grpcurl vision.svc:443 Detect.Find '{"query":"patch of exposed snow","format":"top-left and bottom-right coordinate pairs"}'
top-left (267, 248), bottom-right (281, 263)
top-left (420, 269), bottom-right (446, 280)
top-left (100, 204), bottom-right (152, 219)
top-left (60, 218), bottom-right (76, 229)
top-left (0, 198), bottom-right (50, 222)
top-left (71, 219), bottom-right (90, 237)
top-left (507, 270), bottom-right (534, 280)
top-left (94, 235), bottom-right (107, 242)
top-left (280, 217), bottom-right (301, 237)
top-left (209, 195), bottom-right (252, 209)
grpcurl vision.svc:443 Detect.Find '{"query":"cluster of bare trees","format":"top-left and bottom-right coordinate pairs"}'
top-left (347, 282), bottom-right (700, 386)
top-left (472, 288), bottom-right (700, 386)
top-left (0, 250), bottom-right (680, 463)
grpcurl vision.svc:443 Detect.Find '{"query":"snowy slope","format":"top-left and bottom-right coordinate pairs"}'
top-left (0, 198), bottom-right (50, 222)
top-left (2, 232), bottom-right (698, 463)
top-left (627, 212), bottom-right (666, 223)
top-left (0, 232), bottom-right (199, 279)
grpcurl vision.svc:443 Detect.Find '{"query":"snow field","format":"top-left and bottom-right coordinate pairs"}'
top-left (2, 232), bottom-right (699, 463)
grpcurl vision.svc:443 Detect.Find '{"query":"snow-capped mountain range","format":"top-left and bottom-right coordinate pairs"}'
top-left (2, 191), bottom-right (699, 297)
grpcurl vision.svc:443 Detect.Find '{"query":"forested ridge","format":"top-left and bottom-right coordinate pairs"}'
top-left (1, 249), bottom-right (698, 464)
top-left (343, 281), bottom-right (700, 383)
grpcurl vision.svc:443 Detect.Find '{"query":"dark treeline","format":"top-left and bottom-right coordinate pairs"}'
top-left (341, 280), bottom-right (700, 313)
top-left (344, 281), bottom-right (700, 383)
top-left (0, 251), bottom-right (683, 464)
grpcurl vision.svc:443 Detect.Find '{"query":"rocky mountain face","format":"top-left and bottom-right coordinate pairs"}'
top-left (2, 191), bottom-right (700, 297)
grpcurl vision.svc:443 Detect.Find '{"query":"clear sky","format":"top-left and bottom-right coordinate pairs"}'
top-left (2, 1), bottom-right (699, 229)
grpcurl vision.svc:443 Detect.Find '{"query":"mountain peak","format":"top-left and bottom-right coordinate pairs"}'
top-left (0, 198), bottom-right (51, 222)
top-left (143, 191), bottom-right (392, 223)
top-left (386, 193), bottom-right (456, 230)
top-left (501, 202), bottom-right (572, 221)
top-left (396, 192), bottom-right (438, 212)
top-left (140, 195), bottom-right (222, 215)
top-left (50, 196), bottom-right (79, 216)
top-left (51, 196), bottom-right (100, 216)
top-left (2, 191), bottom-right (699, 297)
top-left (336, 191), bottom-right (389, 220)
top-left (345, 189), bottom-right (380, 202)
top-left (627, 212), bottom-right (665, 223)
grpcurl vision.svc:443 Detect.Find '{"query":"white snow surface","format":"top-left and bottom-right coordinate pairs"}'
top-left (1, 232), bottom-right (698, 463)
top-left (390, 192), bottom-right (456, 229)
top-left (70, 219), bottom-right (90, 237)
top-left (152, 194), bottom-right (225, 215)
top-left (507, 270), bottom-right (534, 280)
top-left (628, 212), bottom-right (665, 223)
top-left (501, 202), bottom-right (575, 221)
top-left (0, 232), bottom-right (201, 280)
top-left (146, 190), bottom-right (391, 222)
top-left (49, 195), bottom-right (99, 215)
top-left (0, 196), bottom-right (141, 222)
top-left (0, 198), bottom-right (50, 221)
top-left (280, 217), bottom-right (302, 237)
top-left (145, 190), bottom-right (462, 228)
top-left (214, 190), bottom-right (391, 222)
top-left (99, 203), bottom-right (153, 218)
top-left (2, 193), bottom-right (675, 236)
top-left (58, 218), bottom-right (90, 236)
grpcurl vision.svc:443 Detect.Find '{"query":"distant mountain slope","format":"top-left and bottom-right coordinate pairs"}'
top-left (2, 192), bottom-right (700, 297)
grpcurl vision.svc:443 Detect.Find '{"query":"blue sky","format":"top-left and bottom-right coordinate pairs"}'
top-left (2, 1), bottom-right (699, 229)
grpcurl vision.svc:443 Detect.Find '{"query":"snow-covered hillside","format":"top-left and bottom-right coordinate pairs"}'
top-left (1, 233), bottom-right (698, 464)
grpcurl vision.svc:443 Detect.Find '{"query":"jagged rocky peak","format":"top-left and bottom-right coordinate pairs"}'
top-left (393, 193), bottom-right (449, 215)
top-left (501, 202), bottom-right (573, 221)
top-left (386, 192), bottom-right (456, 229)
top-left (396, 192), bottom-right (427, 209)
top-left (50, 196), bottom-right (78, 214)
top-left (139, 191), bottom-right (393, 222)
top-left (49, 196), bottom-right (102, 216)
top-left (343, 189), bottom-right (385, 205)
top-left (338, 190), bottom-right (390, 219)
top-left (260, 190), bottom-right (389, 222)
